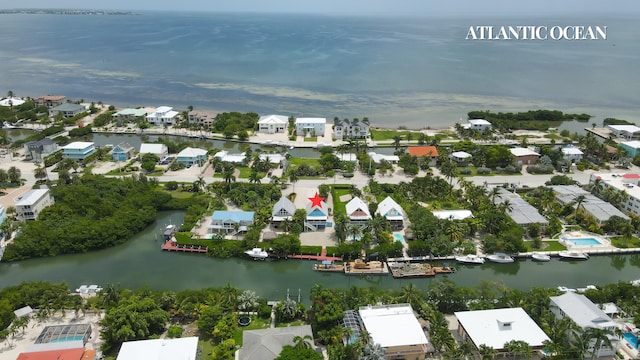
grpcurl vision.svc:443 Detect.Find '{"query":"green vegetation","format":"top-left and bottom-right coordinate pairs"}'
top-left (370, 128), bottom-right (419, 141)
top-left (467, 110), bottom-right (591, 131)
top-left (603, 117), bottom-right (635, 126)
top-left (524, 241), bottom-right (567, 252)
top-left (210, 112), bottom-right (258, 139)
top-left (303, 137), bottom-right (317, 142)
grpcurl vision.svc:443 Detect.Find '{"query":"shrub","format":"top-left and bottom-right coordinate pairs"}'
top-left (167, 325), bottom-right (183, 338)
top-left (458, 167), bottom-right (472, 175)
top-left (527, 164), bottom-right (555, 174)
top-left (477, 167), bottom-right (491, 175)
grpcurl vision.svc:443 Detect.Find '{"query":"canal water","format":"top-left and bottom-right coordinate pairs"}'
top-left (1, 211), bottom-right (639, 302)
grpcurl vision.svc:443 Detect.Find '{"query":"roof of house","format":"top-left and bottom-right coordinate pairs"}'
top-left (16, 189), bottom-right (50, 206)
top-left (454, 308), bottom-right (550, 350)
top-left (550, 292), bottom-right (616, 329)
top-left (114, 108), bottom-right (147, 117)
top-left (62, 141), bottom-right (94, 150)
top-left (177, 147), bottom-right (207, 157)
top-left (51, 103), bottom-right (85, 112)
top-left (139, 143), bottom-right (168, 154)
top-left (259, 154), bottom-right (284, 163)
top-left (621, 140), bottom-right (640, 149)
top-left (239, 325), bottom-right (313, 360)
top-left (346, 197), bottom-right (371, 220)
top-left (155, 106), bottom-right (173, 113)
top-left (14, 305), bottom-right (33, 318)
top-left (368, 152), bottom-right (399, 163)
top-left (258, 115), bottom-right (288, 124)
top-left (496, 188), bottom-right (548, 225)
top-left (609, 124), bottom-right (640, 133)
top-left (359, 304), bottom-right (428, 348)
top-left (510, 147), bottom-right (540, 157)
top-left (17, 348), bottom-right (87, 360)
top-left (376, 196), bottom-right (403, 219)
top-left (211, 211), bottom-right (255, 222)
top-left (295, 117), bottom-right (326, 124)
top-left (113, 142), bottom-right (134, 152)
top-left (468, 119), bottom-right (492, 125)
top-left (213, 150), bottom-right (246, 163)
top-left (272, 197), bottom-right (296, 217)
top-left (432, 210), bottom-right (474, 220)
top-left (334, 118), bottom-right (370, 126)
top-left (561, 146), bottom-right (584, 155)
top-left (25, 138), bottom-right (56, 147)
top-left (36, 95), bottom-right (66, 101)
top-left (116, 337), bottom-right (199, 360)
top-left (450, 151), bottom-right (472, 159)
top-left (407, 146), bottom-right (439, 157)
top-left (550, 185), bottom-right (629, 221)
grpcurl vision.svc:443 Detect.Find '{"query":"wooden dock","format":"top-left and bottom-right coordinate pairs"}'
top-left (388, 262), bottom-right (456, 278)
top-left (162, 241), bottom-right (208, 253)
top-left (291, 248), bottom-right (342, 262)
top-left (313, 263), bottom-right (345, 273)
top-left (344, 260), bottom-right (389, 276)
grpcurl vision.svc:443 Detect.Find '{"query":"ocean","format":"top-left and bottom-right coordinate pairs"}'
top-left (0, 12), bottom-right (638, 128)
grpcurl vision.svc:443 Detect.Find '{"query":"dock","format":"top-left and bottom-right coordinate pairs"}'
top-left (290, 248), bottom-right (343, 262)
top-left (344, 260), bottom-right (389, 276)
top-left (388, 262), bottom-right (456, 278)
top-left (162, 240), bottom-right (208, 253)
top-left (313, 263), bottom-right (345, 273)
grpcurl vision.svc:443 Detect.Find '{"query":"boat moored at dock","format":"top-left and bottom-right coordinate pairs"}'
top-left (558, 250), bottom-right (589, 260)
top-left (486, 253), bottom-right (515, 263)
top-left (244, 248), bottom-right (269, 260)
top-left (531, 252), bottom-right (551, 262)
top-left (455, 254), bottom-right (485, 264)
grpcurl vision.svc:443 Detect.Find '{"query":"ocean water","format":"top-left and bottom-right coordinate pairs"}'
top-left (0, 12), bottom-right (638, 128)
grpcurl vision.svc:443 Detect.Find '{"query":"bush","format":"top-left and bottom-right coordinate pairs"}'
top-left (527, 164), bottom-right (555, 174)
top-left (458, 167), bottom-right (472, 175)
top-left (165, 181), bottom-right (179, 190)
top-left (167, 325), bottom-right (183, 338)
top-left (258, 304), bottom-right (272, 319)
top-left (477, 167), bottom-right (491, 175)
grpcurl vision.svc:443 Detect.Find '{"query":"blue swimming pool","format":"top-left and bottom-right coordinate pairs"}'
top-left (567, 237), bottom-right (602, 246)
top-left (50, 335), bottom-right (85, 343)
top-left (624, 332), bottom-right (639, 349)
top-left (393, 233), bottom-right (405, 244)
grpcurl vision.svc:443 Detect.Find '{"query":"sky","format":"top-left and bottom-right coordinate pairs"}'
top-left (2, 0), bottom-right (639, 16)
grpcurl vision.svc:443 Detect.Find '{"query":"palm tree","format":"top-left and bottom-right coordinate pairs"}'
top-left (584, 327), bottom-right (612, 360)
top-left (572, 194), bottom-right (587, 215)
top-left (347, 224), bottom-right (362, 242)
top-left (440, 160), bottom-right (457, 186)
top-left (193, 176), bottom-right (206, 193)
top-left (237, 290), bottom-right (259, 314)
top-left (7, 166), bottom-right (20, 184)
top-left (364, 214), bottom-right (390, 244)
top-left (248, 171), bottom-right (261, 185)
top-left (293, 335), bottom-right (313, 350)
top-left (360, 341), bottom-right (386, 360)
top-left (589, 178), bottom-right (604, 198)
top-left (478, 344), bottom-right (497, 360)
top-left (399, 283), bottom-right (423, 309)
top-left (288, 169), bottom-right (299, 194)
top-left (392, 135), bottom-right (402, 150)
top-left (222, 167), bottom-right (235, 189)
top-left (445, 221), bottom-right (465, 244)
top-left (34, 166), bottom-right (48, 182)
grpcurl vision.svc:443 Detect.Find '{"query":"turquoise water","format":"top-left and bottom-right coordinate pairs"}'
top-left (624, 332), bottom-right (639, 349)
top-left (393, 233), bottom-right (405, 244)
top-left (50, 335), bottom-right (85, 343)
top-left (567, 238), bottom-right (602, 246)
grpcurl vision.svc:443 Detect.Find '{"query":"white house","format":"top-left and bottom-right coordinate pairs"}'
top-left (346, 197), bottom-right (371, 226)
top-left (16, 188), bottom-right (54, 221)
top-left (116, 337), bottom-right (199, 360)
top-left (368, 152), bottom-right (400, 164)
top-left (333, 118), bottom-right (370, 140)
top-left (589, 173), bottom-right (640, 217)
top-left (608, 124), bottom-right (640, 139)
top-left (176, 147), bottom-right (207, 166)
top-left (146, 106), bottom-right (179, 126)
top-left (62, 141), bottom-right (95, 161)
top-left (258, 115), bottom-right (288, 134)
top-left (208, 211), bottom-right (255, 234)
top-left (213, 150), bottom-right (246, 164)
top-left (463, 119), bottom-right (492, 131)
top-left (561, 145), bottom-right (584, 163)
top-left (139, 143), bottom-right (168, 159)
top-left (550, 292), bottom-right (619, 358)
top-left (271, 197), bottom-right (296, 227)
top-left (510, 147), bottom-right (540, 165)
top-left (450, 151), bottom-right (472, 165)
top-left (295, 117), bottom-right (326, 137)
top-left (359, 304), bottom-right (430, 359)
top-left (113, 108), bottom-right (148, 122)
top-left (432, 210), bottom-right (474, 221)
top-left (375, 196), bottom-right (404, 230)
top-left (454, 308), bottom-right (550, 353)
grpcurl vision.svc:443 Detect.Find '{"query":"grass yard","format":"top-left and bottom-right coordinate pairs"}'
top-left (524, 240), bottom-right (567, 252)
top-left (331, 185), bottom-right (353, 215)
top-left (370, 128), bottom-right (418, 141)
top-left (233, 316), bottom-right (271, 345)
top-left (288, 157), bottom-right (321, 168)
top-left (611, 236), bottom-right (640, 248)
top-left (303, 137), bottom-right (318, 142)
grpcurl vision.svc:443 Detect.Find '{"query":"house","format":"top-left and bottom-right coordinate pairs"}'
top-left (111, 142), bottom-right (135, 161)
top-left (463, 119), bottom-right (492, 131)
top-left (368, 152), bottom-right (400, 164)
top-left (561, 145), bottom-right (584, 163)
top-left (23, 138), bottom-right (59, 162)
top-left (113, 108), bottom-right (148, 123)
top-left (17, 348), bottom-right (95, 360)
top-left (258, 115), bottom-right (288, 134)
top-left (550, 185), bottom-right (629, 223)
top-left (549, 292), bottom-right (619, 358)
top-left (272, 197), bottom-right (296, 227)
top-left (333, 118), bottom-right (370, 140)
top-left (146, 106), bottom-right (179, 126)
top-left (139, 143), bottom-right (168, 159)
top-left (608, 124), bottom-right (640, 139)
top-left (188, 110), bottom-right (217, 127)
top-left (238, 325), bottom-right (314, 360)
top-left (449, 151), bottom-right (472, 165)
top-left (50, 103), bottom-right (86, 118)
top-left (510, 147), bottom-right (540, 165)
top-left (16, 188), bottom-right (54, 221)
top-left (295, 117), bottom-right (326, 137)
top-left (208, 211), bottom-right (255, 234)
top-left (375, 196), bottom-right (404, 230)
top-left (407, 146), bottom-right (439, 166)
top-left (62, 142), bottom-right (95, 161)
top-left (359, 304), bottom-right (430, 359)
top-left (176, 147), bottom-right (207, 166)
top-left (432, 210), bottom-right (474, 221)
top-left (619, 140), bottom-right (640, 158)
top-left (495, 188), bottom-right (548, 228)
top-left (213, 150), bottom-right (246, 164)
top-left (346, 197), bottom-right (371, 226)
top-left (116, 337), bottom-right (199, 360)
top-left (258, 153), bottom-right (284, 165)
top-left (454, 308), bottom-right (550, 354)
top-left (305, 192), bottom-right (328, 230)
top-left (35, 95), bottom-right (66, 108)
top-left (590, 173), bottom-right (640, 217)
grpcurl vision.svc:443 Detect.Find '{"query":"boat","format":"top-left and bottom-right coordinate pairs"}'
top-left (531, 252), bottom-right (551, 262)
top-left (557, 286), bottom-right (576, 293)
top-left (558, 250), bottom-right (589, 260)
top-left (486, 253), bottom-right (515, 263)
top-left (163, 224), bottom-right (177, 239)
top-left (75, 284), bottom-right (103, 294)
top-left (244, 248), bottom-right (269, 260)
top-left (455, 254), bottom-right (485, 264)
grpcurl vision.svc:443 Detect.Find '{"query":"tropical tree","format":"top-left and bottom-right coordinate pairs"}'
top-left (398, 283), bottom-right (423, 309)
top-left (584, 327), bottom-right (612, 360)
top-left (248, 171), bottom-right (261, 185)
top-left (193, 176), bottom-right (206, 193)
top-left (360, 341), bottom-right (386, 360)
top-left (7, 166), bottom-right (21, 183)
top-left (34, 166), bottom-right (48, 182)
top-left (440, 160), bottom-right (457, 186)
top-left (478, 344), bottom-right (497, 360)
top-left (572, 194), bottom-right (587, 216)
top-left (237, 290), bottom-right (259, 314)
top-left (392, 135), bottom-right (402, 150)
top-left (222, 167), bottom-right (236, 189)
top-left (293, 334), bottom-right (313, 350)
top-left (288, 169), bottom-right (299, 194)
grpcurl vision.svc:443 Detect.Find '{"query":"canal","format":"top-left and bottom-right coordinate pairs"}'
top-left (1, 211), bottom-right (639, 303)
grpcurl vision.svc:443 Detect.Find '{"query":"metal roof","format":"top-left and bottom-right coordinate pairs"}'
top-left (496, 188), bottom-right (548, 225)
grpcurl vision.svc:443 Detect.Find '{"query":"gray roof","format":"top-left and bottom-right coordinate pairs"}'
top-left (550, 185), bottom-right (629, 222)
top-left (496, 188), bottom-right (548, 225)
top-left (334, 118), bottom-right (370, 127)
top-left (113, 142), bottom-right (135, 152)
top-left (25, 138), bottom-right (56, 147)
top-left (51, 103), bottom-right (85, 112)
top-left (550, 292), bottom-right (616, 329)
top-left (239, 325), bottom-right (313, 360)
top-left (272, 196), bottom-right (296, 217)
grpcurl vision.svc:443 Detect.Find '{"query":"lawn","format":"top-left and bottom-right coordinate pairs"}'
top-left (236, 167), bottom-right (267, 179)
top-left (288, 157), bottom-right (321, 168)
top-left (370, 128), bottom-right (418, 141)
top-left (331, 185), bottom-right (353, 215)
top-left (611, 236), bottom-right (640, 248)
top-left (524, 240), bottom-right (567, 252)
top-left (233, 315), bottom-right (271, 345)
top-left (303, 137), bottom-right (318, 142)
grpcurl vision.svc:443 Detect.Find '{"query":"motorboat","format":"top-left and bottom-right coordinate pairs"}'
top-left (455, 254), bottom-right (485, 265)
top-left (486, 253), bottom-right (515, 263)
top-left (244, 248), bottom-right (269, 260)
top-left (557, 286), bottom-right (576, 293)
top-left (558, 250), bottom-right (589, 260)
top-left (531, 252), bottom-right (551, 262)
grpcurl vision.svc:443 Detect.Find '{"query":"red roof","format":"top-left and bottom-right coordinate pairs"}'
top-left (17, 348), bottom-right (89, 360)
top-left (407, 146), bottom-right (439, 157)
top-left (623, 174), bottom-right (640, 179)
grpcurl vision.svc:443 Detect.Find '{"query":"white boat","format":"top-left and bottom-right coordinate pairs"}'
top-left (531, 252), bottom-right (551, 262)
top-left (486, 253), bottom-right (515, 263)
top-left (455, 254), bottom-right (485, 264)
top-left (557, 286), bottom-right (576, 293)
top-left (558, 250), bottom-right (589, 260)
top-left (244, 248), bottom-right (269, 260)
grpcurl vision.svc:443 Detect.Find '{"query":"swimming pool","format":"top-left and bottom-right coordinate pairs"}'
top-left (566, 237), bottom-right (602, 246)
top-left (50, 335), bottom-right (85, 343)
top-left (624, 332), bottom-right (639, 349)
top-left (393, 233), bottom-right (405, 244)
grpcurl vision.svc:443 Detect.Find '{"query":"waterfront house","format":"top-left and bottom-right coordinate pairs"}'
top-left (16, 188), bottom-right (54, 221)
top-left (305, 193), bottom-right (328, 231)
top-left (51, 103), bottom-right (86, 118)
top-left (258, 114), bottom-right (288, 134)
top-left (346, 197), bottom-right (371, 226)
top-left (35, 95), bottom-right (66, 108)
top-left (359, 304), bottom-right (431, 359)
top-left (213, 150), bottom-right (246, 164)
top-left (208, 211), bottom-right (255, 235)
top-left (620, 140), bottom-right (640, 158)
top-left (454, 308), bottom-right (550, 354)
top-left (495, 188), bottom-right (548, 228)
top-left (561, 145), bottom-right (584, 163)
top-left (463, 119), bottom-right (492, 131)
top-left (550, 185), bottom-right (629, 224)
top-left (432, 209), bottom-right (474, 221)
top-left (188, 110), bottom-right (217, 127)
top-left (407, 146), bottom-right (439, 166)
top-left (449, 151), bottom-right (472, 166)
top-left (17, 348), bottom-right (95, 360)
top-left (23, 138), bottom-right (59, 162)
top-left (113, 108), bottom-right (148, 124)
top-left (176, 147), bottom-right (207, 166)
top-left (375, 196), bottom-right (404, 230)
top-left (550, 292), bottom-right (619, 358)
top-left (117, 337), bottom-right (199, 360)
top-left (608, 125), bottom-right (640, 139)
top-left (111, 142), bottom-right (135, 162)
top-left (590, 173), bottom-right (640, 217)
top-left (367, 152), bottom-right (399, 164)
top-left (238, 325), bottom-right (314, 360)
top-left (62, 141), bottom-right (95, 161)
top-left (333, 118), bottom-right (370, 140)
top-left (510, 147), bottom-right (540, 165)
top-left (139, 143), bottom-right (168, 159)
top-left (146, 106), bottom-right (179, 126)
top-left (295, 117), bottom-right (326, 137)
top-left (271, 197), bottom-right (296, 228)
